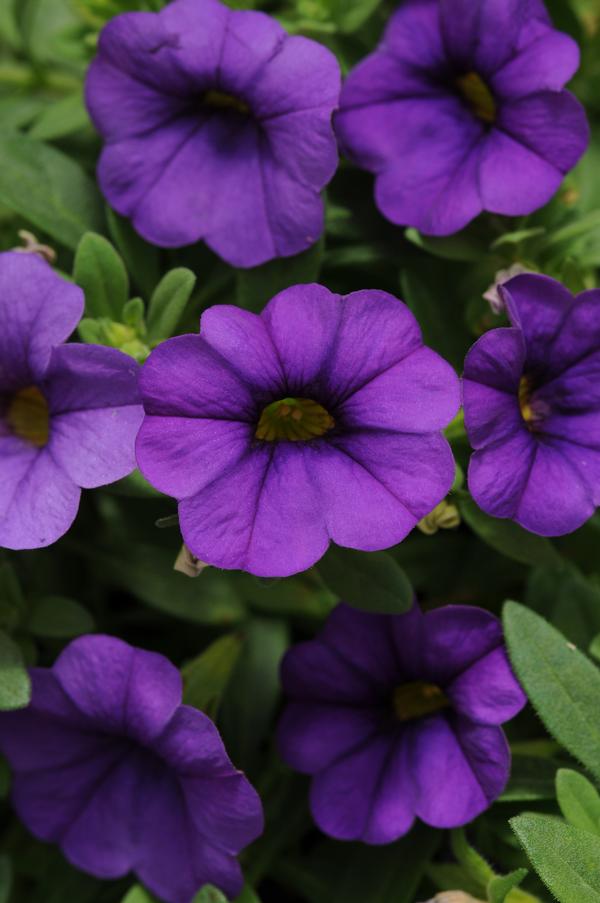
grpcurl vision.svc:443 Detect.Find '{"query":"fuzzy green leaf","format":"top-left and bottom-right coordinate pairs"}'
top-left (504, 602), bottom-right (600, 782)
top-left (556, 768), bottom-right (600, 836)
top-left (0, 630), bottom-right (31, 711)
top-left (460, 497), bottom-right (560, 567)
top-left (147, 267), bottom-right (197, 343)
top-left (511, 813), bottom-right (600, 903)
top-left (74, 232), bottom-right (129, 319)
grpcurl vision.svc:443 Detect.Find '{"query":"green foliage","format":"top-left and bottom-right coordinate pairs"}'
top-left (0, 133), bottom-right (104, 249)
top-left (556, 769), bottom-right (600, 835)
top-left (460, 496), bottom-right (561, 567)
top-left (504, 602), bottom-right (600, 782)
top-left (317, 545), bottom-right (413, 613)
top-left (236, 239), bottom-right (323, 312)
top-left (182, 632), bottom-right (243, 718)
top-left (74, 232), bottom-right (129, 319)
top-left (26, 596), bottom-right (95, 638)
top-left (147, 267), bottom-right (197, 343)
top-left (0, 630), bottom-right (31, 711)
top-left (487, 869), bottom-right (529, 903)
top-left (511, 813), bottom-right (600, 903)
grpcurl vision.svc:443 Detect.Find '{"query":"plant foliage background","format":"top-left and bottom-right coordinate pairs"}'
top-left (1, 0), bottom-right (600, 901)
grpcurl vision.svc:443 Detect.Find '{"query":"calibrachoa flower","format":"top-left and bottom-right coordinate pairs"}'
top-left (0, 635), bottom-right (263, 903)
top-left (85, 0), bottom-right (341, 267)
top-left (135, 284), bottom-right (460, 577)
top-left (278, 602), bottom-right (525, 842)
top-left (464, 274), bottom-right (600, 536)
top-left (335, 0), bottom-right (589, 236)
top-left (0, 252), bottom-right (142, 550)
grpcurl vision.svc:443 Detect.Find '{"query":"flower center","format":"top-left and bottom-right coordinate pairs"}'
top-left (456, 72), bottom-right (496, 124)
top-left (392, 681), bottom-right (449, 722)
top-left (202, 89), bottom-right (250, 115)
top-left (255, 397), bottom-right (334, 442)
top-left (6, 386), bottom-right (50, 447)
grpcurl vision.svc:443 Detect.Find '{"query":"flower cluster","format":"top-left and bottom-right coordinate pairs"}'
top-left (1, 0), bottom-right (598, 899)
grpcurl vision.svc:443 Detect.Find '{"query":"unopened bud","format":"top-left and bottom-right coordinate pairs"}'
top-left (417, 499), bottom-right (461, 536)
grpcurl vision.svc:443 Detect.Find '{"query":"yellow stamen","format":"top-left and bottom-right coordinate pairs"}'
top-left (203, 89), bottom-right (250, 115)
top-left (392, 681), bottom-right (449, 722)
top-left (7, 386), bottom-right (50, 447)
top-left (255, 397), bottom-right (334, 442)
top-left (456, 72), bottom-right (496, 124)
top-left (518, 376), bottom-right (535, 425)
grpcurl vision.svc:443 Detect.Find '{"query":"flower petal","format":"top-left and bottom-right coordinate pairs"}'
top-left (412, 714), bottom-right (509, 827)
top-left (0, 253), bottom-right (83, 390)
top-left (320, 604), bottom-right (400, 687)
top-left (309, 734), bottom-right (395, 841)
top-left (501, 274), bottom-right (575, 373)
top-left (280, 639), bottom-right (382, 706)
top-left (448, 646), bottom-right (526, 724)
top-left (178, 443), bottom-right (328, 576)
top-left (0, 446), bottom-right (80, 550)
top-left (492, 29), bottom-right (580, 98)
top-left (363, 730), bottom-right (417, 844)
top-left (467, 428), bottom-right (537, 520)
top-left (277, 701), bottom-right (382, 774)
top-left (156, 705), bottom-right (239, 776)
top-left (54, 635), bottom-right (182, 743)
top-left (182, 771), bottom-right (264, 853)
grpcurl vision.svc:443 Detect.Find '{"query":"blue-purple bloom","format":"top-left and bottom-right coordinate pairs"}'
top-left (0, 635), bottom-right (263, 903)
top-left (464, 274), bottom-right (600, 536)
top-left (278, 602), bottom-right (525, 842)
top-left (135, 284), bottom-right (460, 577)
top-left (0, 252), bottom-right (142, 550)
top-left (85, 0), bottom-right (341, 267)
top-left (335, 0), bottom-right (589, 235)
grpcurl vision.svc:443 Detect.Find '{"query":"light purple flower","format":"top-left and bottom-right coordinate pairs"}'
top-left (135, 284), bottom-right (460, 577)
top-left (464, 274), bottom-right (600, 536)
top-left (335, 0), bottom-right (589, 236)
top-left (0, 635), bottom-right (263, 903)
top-left (278, 602), bottom-right (525, 842)
top-left (0, 252), bottom-right (142, 550)
top-left (85, 0), bottom-right (341, 268)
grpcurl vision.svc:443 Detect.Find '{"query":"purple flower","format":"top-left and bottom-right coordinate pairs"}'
top-left (0, 252), bottom-right (142, 550)
top-left (135, 284), bottom-right (460, 577)
top-left (85, 0), bottom-right (341, 268)
top-left (278, 602), bottom-right (525, 842)
top-left (335, 0), bottom-right (589, 236)
top-left (464, 274), bottom-right (600, 536)
top-left (0, 635), bottom-right (263, 903)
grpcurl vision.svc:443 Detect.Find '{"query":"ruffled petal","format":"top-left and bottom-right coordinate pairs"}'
top-left (317, 431), bottom-right (455, 548)
top-left (45, 344), bottom-right (142, 489)
top-left (467, 429), bottom-right (537, 519)
top-left (0, 253), bottom-right (83, 391)
top-left (280, 639), bottom-right (383, 705)
top-left (320, 604), bottom-right (400, 688)
top-left (0, 446), bottom-right (80, 550)
top-left (139, 334), bottom-right (256, 420)
top-left (277, 702), bottom-right (382, 774)
top-left (491, 29), bottom-right (580, 98)
top-left (155, 705), bottom-right (238, 777)
top-left (136, 416), bottom-right (251, 499)
top-left (462, 380), bottom-right (523, 450)
top-left (182, 771), bottom-right (264, 853)
top-left (363, 730), bottom-right (417, 844)
top-left (54, 635), bottom-right (182, 743)
top-left (178, 443), bottom-right (328, 576)
top-left (309, 734), bottom-right (395, 841)
top-left (412, 714), bottom-right (510, 826)
top-left (501, 274), bottom-right (575, 373)
top-left (341, 345), bottom-right (459, 433)
top-left (447, 646), bottom-right (526, 724)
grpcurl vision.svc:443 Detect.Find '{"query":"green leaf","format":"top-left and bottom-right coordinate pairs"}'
top-left (0, 558), bottom-right (25, 632)
top-left (526, 562), bottom-right (600, 648)
top-left (147, 267), bottom-right (197, 343)
top-left (451, 827), bottom-right (493, 887)
top-left (120, 886), bottom-right (158, 903)
top-left (26, 596), bottom-right (95, 639)
top-left (0, 132), bottom-right (104, 249)
top-left (106, 207), bottom-right (161, 298)
top-left (0, 856), bottom-right (12, 903)
top-left (459, 496), bottom-right (560, 567)
top-left (235, 239), bottom-right (323, 313)
top-left (320, 824), bottom-right (440, 903)
top-left (503, 602), bottom-right (600, 782)
top-left (191, 888), bottom-right (227, 903)
top-left (406, 224), bottom-right (488, 261)
top-left (487, 868), bottom-right (528, 903)
top-left (511, 813), bottom-right (600, 903)
top-left (400, 267), bottom-right (468, 369)
top-left (219, 618), bottom-right (289, 775)
top-left (28, 91), bottom-right (89, 141)
top-left (326, 0), bottom-right (381, 32)
top-left (317, 546), bottom-right (413, 614)
top-left (74, 232), bottom-right (129, 319)
top-left (182, 632), bottom-right (243, 719)
top-left (500, 754), bottom-right (562, 802)
top-left (556, 768), bottom-right (600, 836)
top-left (234, 888), bottom-right (261, 903)
top-left (0, 630), bottom-right (31, 711)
